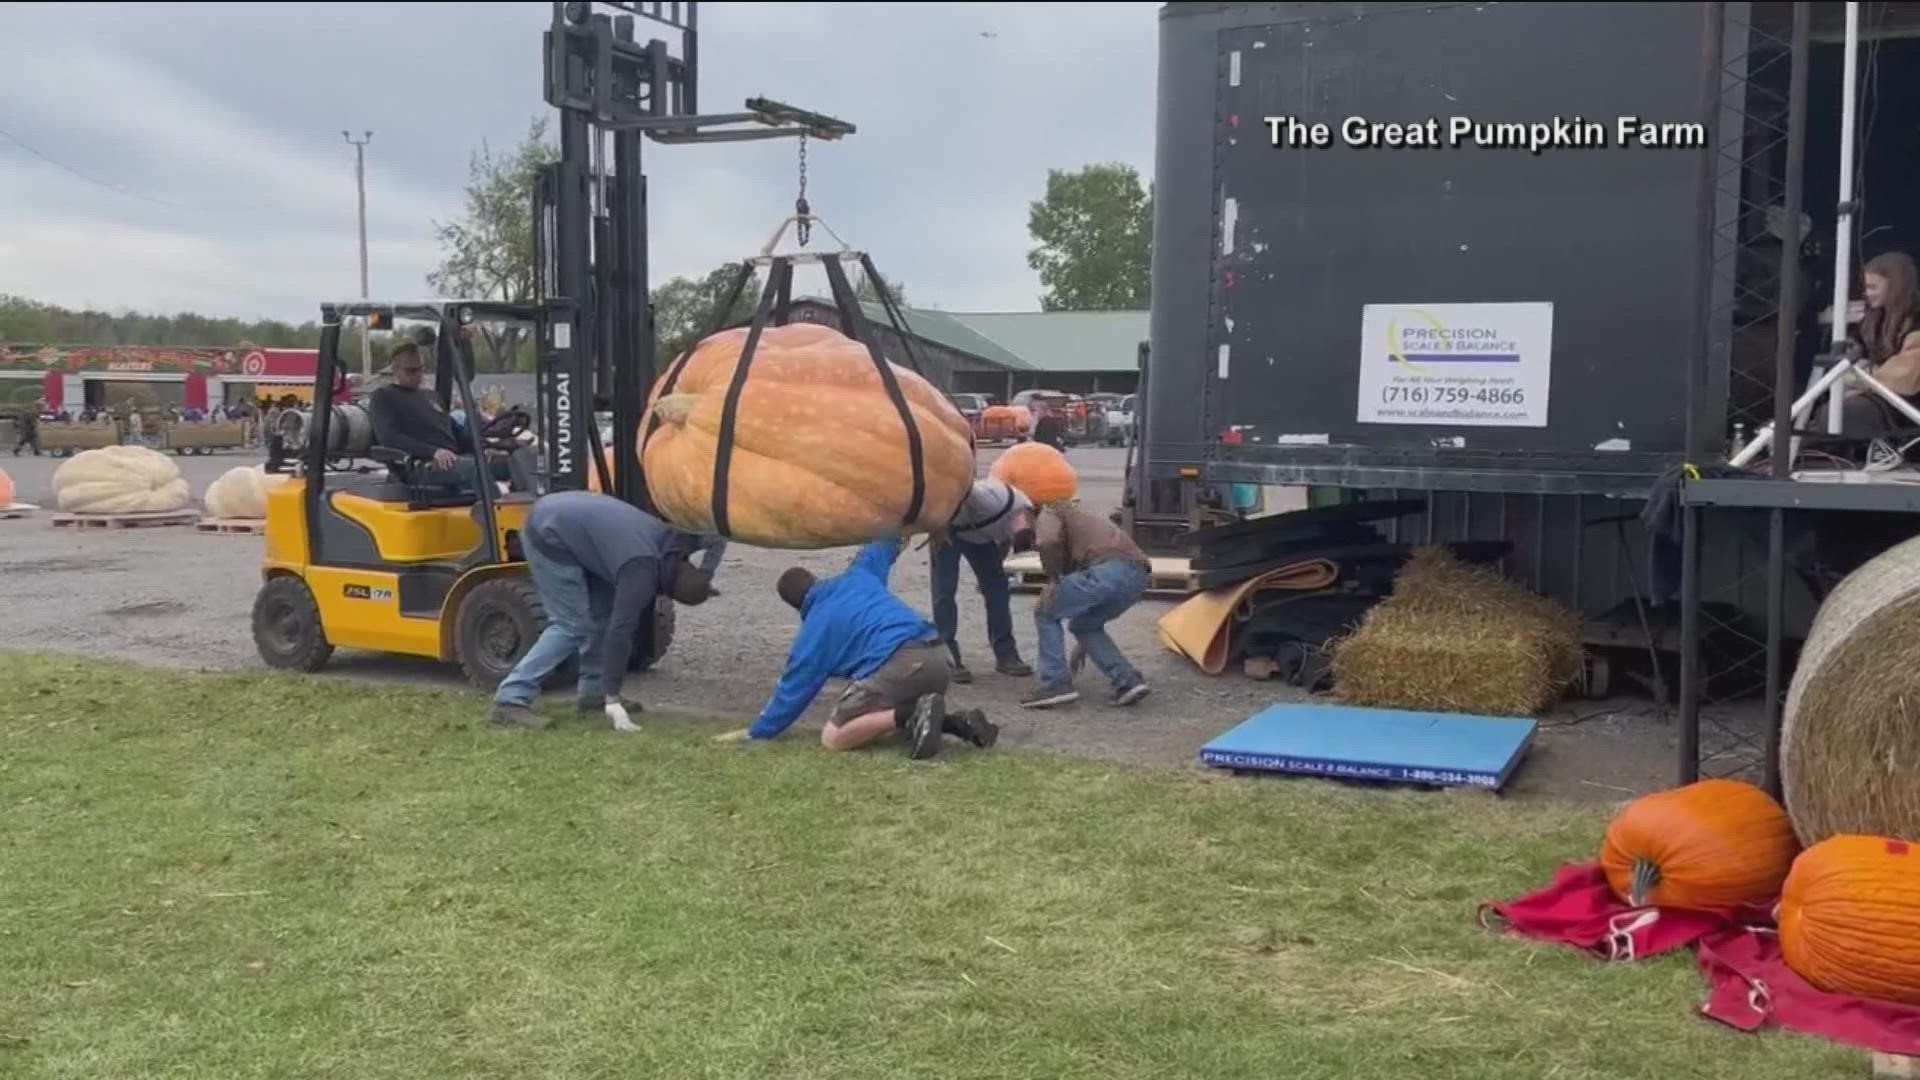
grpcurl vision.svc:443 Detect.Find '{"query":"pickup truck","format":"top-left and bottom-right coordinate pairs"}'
top-left (948, 393), bottom-right (993, 438)
top-left (1013, 389), bottom-right (1109, 447)
top-left (1088, 393), bottom-right (1134, 446)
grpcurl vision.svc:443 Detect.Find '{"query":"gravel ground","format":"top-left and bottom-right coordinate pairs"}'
top-left (0, 444), bottom-right (1754, 799)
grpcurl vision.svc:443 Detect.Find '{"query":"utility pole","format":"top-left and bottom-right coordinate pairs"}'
top-left (342, 130), bottom-right (373, 378)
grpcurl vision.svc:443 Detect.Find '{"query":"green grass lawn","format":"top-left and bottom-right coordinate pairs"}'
top-left (0, 651), bottom-right (1864, 1079)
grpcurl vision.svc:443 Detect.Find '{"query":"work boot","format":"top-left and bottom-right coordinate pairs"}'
top-left (907, 693), bottom-right (946, 761)
top-left (995, 656), bottom-right (1034, 678)
top-left (492, 703), bottom-right (551, 730)
top-left (944, 707), bottom-right (999, 749)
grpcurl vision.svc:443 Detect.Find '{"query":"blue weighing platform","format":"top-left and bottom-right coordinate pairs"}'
top-left (1199, 703), bottom-right (1537, 792)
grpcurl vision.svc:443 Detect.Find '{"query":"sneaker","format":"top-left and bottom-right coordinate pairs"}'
top-left (945, 707), bottom-right (999, 749)
top-left (492, 703), bottom-right (550, 730)
top-left (995, 657), bottom-right (1034, 678)
top-left (950, 664), bottom-right (975, 685)
top-left (908, 693), bottom-right (945, 760)
top-left (1021, 684), bottom-right (1080, 709)
top-left (1113, 682), bottom-right (1151, 707)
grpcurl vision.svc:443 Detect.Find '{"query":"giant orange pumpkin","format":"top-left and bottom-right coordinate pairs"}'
top-left (1780, 834), bottom-right (1920, 1003)
top-left (640, 322), bottom-right (976, 550)
top-left (989, 440), bottom-right (1078, 507)
top-left (1598, 778), bottom-right (1800, 910)
top-left (0, 464), bottom-right (14, 507)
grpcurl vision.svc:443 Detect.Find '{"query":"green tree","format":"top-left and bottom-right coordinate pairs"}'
top-left (854, 270), bottom-right (907, 308)
top-left (0, 294), bottom-right (315, 348)
top-left (1025, 163), bottom-right (1153, 311)
top-left (427, 117), bottom-right (560, 372)
top-left (650, 263), bottom-right (764, 365)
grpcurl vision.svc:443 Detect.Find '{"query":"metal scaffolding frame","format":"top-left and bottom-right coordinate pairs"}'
top-left (1675, 1), bottom-right (1920, 793)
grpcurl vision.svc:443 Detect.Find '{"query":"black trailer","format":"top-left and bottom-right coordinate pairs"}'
top-left (1133, 1), bottom-right (1920, 790)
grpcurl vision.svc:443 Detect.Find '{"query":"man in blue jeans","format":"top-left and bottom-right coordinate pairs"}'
top-left (930, 477), bottom-right (1035, 684)
top-left (491, 490), bottom-right (724, 731)
top-left (1014, 503), bottom-right (1153, 709)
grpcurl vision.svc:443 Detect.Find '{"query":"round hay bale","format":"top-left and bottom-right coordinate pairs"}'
top-left (1782, 532), bottom-right (1920, 846)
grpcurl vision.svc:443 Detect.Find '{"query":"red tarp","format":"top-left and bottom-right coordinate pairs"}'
top-left (1481, 861), bottom-right (1920, 1055)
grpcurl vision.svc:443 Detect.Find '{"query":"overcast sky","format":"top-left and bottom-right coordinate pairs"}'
top-left (0, 1), bottom-right (1158, 326)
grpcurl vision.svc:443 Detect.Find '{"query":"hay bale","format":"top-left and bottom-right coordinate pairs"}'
top-left (1328, 547), bottom-right (1584, 717)
top-left (1782, 533), bottom-right (1920, 846)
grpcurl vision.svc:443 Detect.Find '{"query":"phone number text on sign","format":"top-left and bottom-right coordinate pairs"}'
top-left (1357, 302), bottom-right (1555, 428)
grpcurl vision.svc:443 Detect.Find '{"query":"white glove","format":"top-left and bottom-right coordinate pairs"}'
top-left (606, 700), bottom-right (641, 733)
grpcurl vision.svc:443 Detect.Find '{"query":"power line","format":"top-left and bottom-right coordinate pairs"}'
top-left (0, 124), bottom-right (182, 209)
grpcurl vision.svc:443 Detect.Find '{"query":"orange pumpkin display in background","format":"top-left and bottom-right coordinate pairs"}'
top-left (0, 464), bottom-right (13, 507)
top-left (978, 404), bottom-right (1031, 442)
top-left (989, 440), bottom-right (1078, 507)
top-left (1598, 778), bottom-right (1800, 910)
top-left (640, 322), bottom-right (976, 550)
top-left (1780, 834), bottom-right (1920, 1004)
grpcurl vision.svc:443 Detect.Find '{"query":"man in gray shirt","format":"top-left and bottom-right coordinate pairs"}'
top-left (492, 490), bottom-right (726, 730)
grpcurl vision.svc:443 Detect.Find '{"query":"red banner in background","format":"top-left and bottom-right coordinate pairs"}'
top-left (241, 349), bottom-right (319, 381)
top-left (183, 372), bottom-right (209, 412)
top-left (42, 370), bottom-right (63, 411)
top-left (0, 344), bottom-right (319, 379)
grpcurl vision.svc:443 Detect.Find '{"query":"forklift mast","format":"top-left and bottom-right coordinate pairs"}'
top-left (533, 0), bottom-right (853, 513)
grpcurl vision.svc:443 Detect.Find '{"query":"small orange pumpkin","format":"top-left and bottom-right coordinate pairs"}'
top-left (1780, 834), bottom-right (1920, 1003)
top-left (989, 441), bottom-right (1077, 507)
top-left (0, 464), bottom-right (13, 507)
top-left (1598, 778), bottom-right (1800, 910)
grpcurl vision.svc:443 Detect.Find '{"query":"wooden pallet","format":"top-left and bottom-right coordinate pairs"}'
top-left (1, 502), bottom-right (39, 520)
top-left (196, 517), bottom-right (266, 535)
top-left (1003, 551), bottom-right (1197, 599)
top-left (50, 509), bottom-right (199, 530)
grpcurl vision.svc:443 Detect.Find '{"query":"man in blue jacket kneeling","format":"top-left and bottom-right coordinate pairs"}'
top-left (729, 534), bottom-right (999, 760)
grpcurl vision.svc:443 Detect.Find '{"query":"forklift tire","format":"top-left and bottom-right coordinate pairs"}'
top-left (454, 577), bottom-right (547, 691)
top-left (252, 575), bottom-right (335, 673)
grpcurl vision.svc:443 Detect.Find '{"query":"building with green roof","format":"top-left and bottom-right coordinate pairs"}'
top-left (780, 298), bottom-right (1145, 400)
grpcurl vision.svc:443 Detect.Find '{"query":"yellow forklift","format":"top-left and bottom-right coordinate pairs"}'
top-left (246, 301), bottom-right (630, 688)
top-left (248, 0), bottom-right (851, 690)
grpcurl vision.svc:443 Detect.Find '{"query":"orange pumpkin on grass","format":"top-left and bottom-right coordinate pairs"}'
top-left (640, 322), bottom-right (976, 550)
top-left (1780, 834), bottom-right (1920, 1003)
top-left (988, 440), bottom-right (1078, 506)
top-left (1598, 778), bottom-right (1800, 910)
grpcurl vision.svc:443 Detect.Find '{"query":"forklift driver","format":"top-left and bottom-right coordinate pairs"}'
top-left (368, 342), bottom-right (537, 495)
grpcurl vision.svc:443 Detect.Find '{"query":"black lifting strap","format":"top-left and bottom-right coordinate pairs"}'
top-left (952, 483), bottom-right (1015, 534)
top-left (642, 258), bottom-right (757, 461)
top-left (709, 258), bottom-right (794, 538)
top-left (824, 255), bottom-right (926, 527)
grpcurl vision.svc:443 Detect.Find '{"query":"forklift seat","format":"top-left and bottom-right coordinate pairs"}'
top-left (364, 446), bottom-right (481, 510)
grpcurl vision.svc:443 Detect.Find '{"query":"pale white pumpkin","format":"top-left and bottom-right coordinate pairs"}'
top-left (51, 445), bottom-right (193, 515)
top-left (203, 464), bottom-right (286, 520)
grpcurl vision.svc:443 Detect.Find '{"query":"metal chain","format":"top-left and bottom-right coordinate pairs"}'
top-left (795, 133), bottom-right (812, 247)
